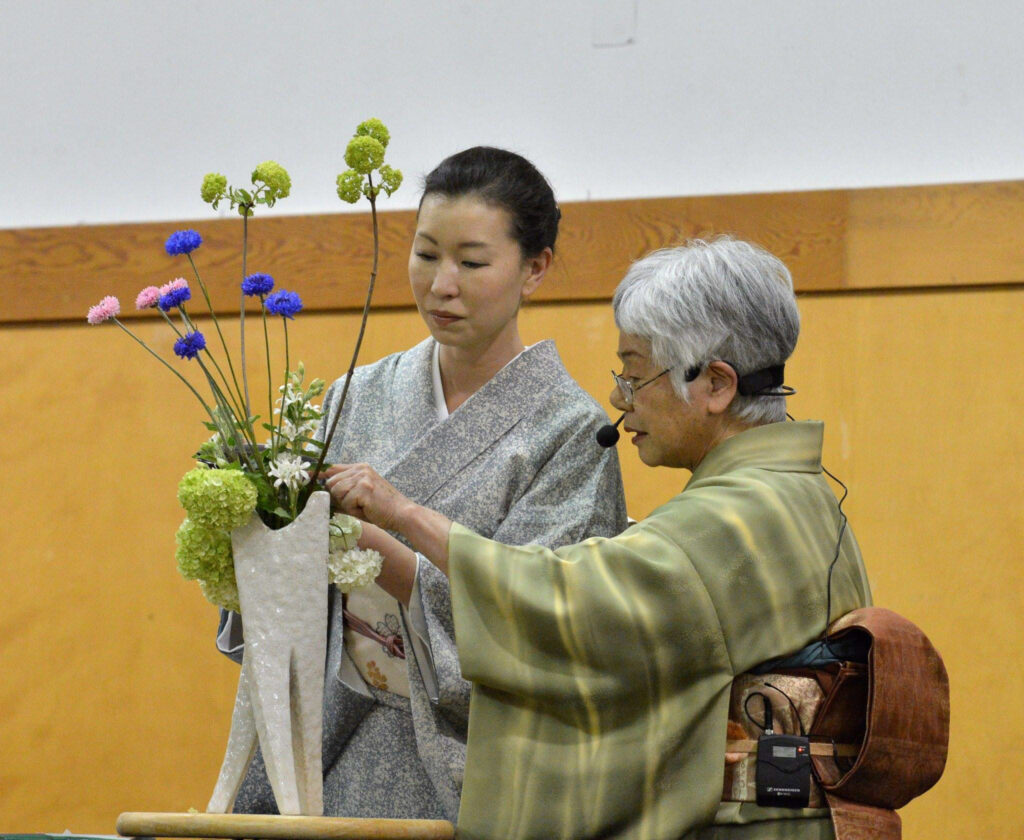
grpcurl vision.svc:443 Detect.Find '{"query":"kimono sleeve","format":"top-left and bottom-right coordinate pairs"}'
top-left (447, 521), bottom-right (731, 704)
top-left (411, 414), bottom-right (627, 719)
top-left (447, 520), bottom-right (738, 840)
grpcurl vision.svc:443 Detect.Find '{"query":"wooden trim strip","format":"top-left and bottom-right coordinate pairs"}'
top-left (3, 180), bottom-right (1023, 324)
top-left (116, 811), bottom-right (455, 839)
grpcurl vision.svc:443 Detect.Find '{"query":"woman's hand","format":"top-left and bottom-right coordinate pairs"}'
top-left (322, 463), bottom-right (455, 577)
top-left (322, 463), bottom-right (411, 532)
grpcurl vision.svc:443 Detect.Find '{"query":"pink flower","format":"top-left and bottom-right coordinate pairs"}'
top-left (159, 277), bottom-right (189, 296)
top-left (87, 295), bottom-right (121, 325)
top-left (135, 286), bottom-right (161, 309)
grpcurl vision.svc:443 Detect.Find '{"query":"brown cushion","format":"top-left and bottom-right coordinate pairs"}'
top-left (810, 608), bottom-right (950, 809)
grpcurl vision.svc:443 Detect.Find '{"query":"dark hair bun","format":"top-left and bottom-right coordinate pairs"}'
top-left (421, 147), bottom-right (559, 256)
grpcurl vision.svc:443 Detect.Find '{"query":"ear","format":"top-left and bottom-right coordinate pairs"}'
top-left (521, 247), bottom-right (552, 300)
top-left (705, 361), bottom-right (739, 415)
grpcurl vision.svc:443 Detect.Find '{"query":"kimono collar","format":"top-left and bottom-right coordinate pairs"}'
top-left (686, 420), bottom-right (824, 487)
top-left (384, 338), bottom-right (570, 504)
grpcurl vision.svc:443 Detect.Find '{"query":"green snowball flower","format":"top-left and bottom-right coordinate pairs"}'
top-left (199, 577), bottom-right (241, 613)
top-left (328, 512), bottom-right (363, 554)
top-left (251, 160), bottom-right (292, 200)
top-left (355, 118), bottom-right (390, 150)
top-left (201, 173), bottom-right (228, 205)
top-left (379, 164), bottom-right (403, 197)
top-left (336, 169), bottom-right (363, 204)
top-left (344, 136), bottom-right (385, 175)
top-left (177, 467), bottom-right (257, 530)
top-left (175, 518), bottom-right (233, 582)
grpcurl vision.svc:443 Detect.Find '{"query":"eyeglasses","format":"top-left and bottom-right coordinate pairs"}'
top-left (611, 365), bottom-right (703, 408)
top-left (611, 368), bottom-right (671, 408)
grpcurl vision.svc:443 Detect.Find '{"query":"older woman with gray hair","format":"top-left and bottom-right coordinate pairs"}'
top-left (324, 236), bottom-right (873, 840)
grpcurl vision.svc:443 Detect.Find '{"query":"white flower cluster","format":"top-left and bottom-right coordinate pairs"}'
top-left (275, 381), bottom-right (305, 412)
top-left (271, 366), bottom-right (324, 452)
top-left (328, 548), bottom-right (383, 593)
top-left (327, 512), bottom-right (382, 592)
top-left (268, 453), bottom-right (310, 492)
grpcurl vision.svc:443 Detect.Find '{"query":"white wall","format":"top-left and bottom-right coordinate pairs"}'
top-left (3, 0), bottom-right (1022, 228)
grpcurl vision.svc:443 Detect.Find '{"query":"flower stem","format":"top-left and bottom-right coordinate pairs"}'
top-left (240, 212), bottom-right (252, 419)
top-left (275, 318), bottom-right (290, 454)
top-left (111, 319), bottom-right (215, 421)
top-left (174, 307), bottom-right (250, 431)
top-left (262, 302), bottom-right (274, 456)
top-left (187, 252), bottom-right (246, 411)
top-left (312, 183), bottom-right (379, 478)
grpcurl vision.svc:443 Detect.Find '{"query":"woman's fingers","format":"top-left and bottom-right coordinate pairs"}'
top-left (320, 463), bottom-right (403, 529)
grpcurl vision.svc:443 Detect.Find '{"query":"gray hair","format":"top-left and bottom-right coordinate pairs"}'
top-left (612, 236), bottom-right (800, 425)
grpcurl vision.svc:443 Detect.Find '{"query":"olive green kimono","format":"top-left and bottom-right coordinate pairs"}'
top-left (447, 421), bottom-right (872, 839)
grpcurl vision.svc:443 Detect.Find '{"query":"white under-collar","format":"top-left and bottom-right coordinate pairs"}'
top-left (430, 341), bottom-right (449, 420)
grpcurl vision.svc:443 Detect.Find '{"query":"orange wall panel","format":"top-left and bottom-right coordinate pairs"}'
top-left (1, 288), bottom-right (1021, 838)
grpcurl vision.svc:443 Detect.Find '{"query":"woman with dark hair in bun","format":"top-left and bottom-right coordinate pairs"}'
top-left (218, 147), bottom-right (627, 820)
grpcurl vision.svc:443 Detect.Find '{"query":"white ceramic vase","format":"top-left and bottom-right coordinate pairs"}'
top-left (207, 490), bottom-right (330, 816)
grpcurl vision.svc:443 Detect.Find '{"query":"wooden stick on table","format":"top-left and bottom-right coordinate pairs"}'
top-left (116, 812), bottom-right (455, 840)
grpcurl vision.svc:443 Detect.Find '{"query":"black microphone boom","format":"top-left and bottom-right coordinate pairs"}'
top-left (596, 413), bottom-right (626, 447)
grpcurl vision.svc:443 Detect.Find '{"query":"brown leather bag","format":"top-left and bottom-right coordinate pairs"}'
top-left (809, 608), bottom-right (950, 840)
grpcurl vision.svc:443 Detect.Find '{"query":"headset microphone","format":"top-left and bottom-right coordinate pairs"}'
top-left (596, 413), bottom-right (626, 447)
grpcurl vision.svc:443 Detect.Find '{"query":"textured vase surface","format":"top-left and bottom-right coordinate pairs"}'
top-left (207, 490), bottom-right (330, 816)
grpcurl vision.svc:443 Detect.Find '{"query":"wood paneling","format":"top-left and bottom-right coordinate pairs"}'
top-left (1, 289), bottom-right (1022, 837)
top-left (4, 180), bottom-right (1024, 324)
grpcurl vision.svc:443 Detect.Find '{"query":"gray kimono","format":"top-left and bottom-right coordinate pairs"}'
top-left (218, 338), bottom-right (627, 820)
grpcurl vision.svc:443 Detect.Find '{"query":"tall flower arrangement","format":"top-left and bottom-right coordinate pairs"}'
top-left (86, 119), bottom-right (402, 610)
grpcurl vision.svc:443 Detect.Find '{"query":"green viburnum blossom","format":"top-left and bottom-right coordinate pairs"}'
top-left (251, 160), bottom-right (292, 200)
top-left (175, 517), bottom-right (232, 581)
top-left (201, 173), bottom-right (228, 205)
top-left (328, 512), bottom-right (362, 554)
top-left (344, 136), bottom-right (385, 175)
top-left (378, 164), bottom-right (403, 197)
top-left (336, 169), bottom-right (363, 204)
top-left (355, 118), bottom-right (390, 149)
top-left (177, 466), bottom-right (257, 530)
top-left (199, 576), bottom-right (241, 613)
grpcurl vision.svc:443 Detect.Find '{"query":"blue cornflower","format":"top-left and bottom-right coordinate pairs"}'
top-left (173, 330), bottom-right (207, 360)
top-left (158, 284), bottom-right (192, 311)
top-left (265, 290), bottom-right (303, 319)
top-left (242, 273), bottom-right (275, 297)
top-left (165, 229), bottom-right (202, 255)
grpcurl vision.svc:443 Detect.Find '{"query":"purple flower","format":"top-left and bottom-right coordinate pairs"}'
top-left (165, 229), bottom-right (202, 256)
top-left (242, 273), bottom-right (275, 297)
top-left (173, 330), bottom-right (207, 360)
top-left (265, 289), bottom-right (303, 319)
top-left (158, 279), bottom-right (192, 311)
